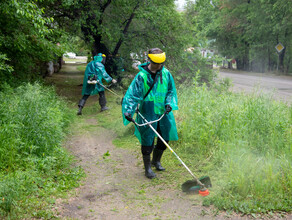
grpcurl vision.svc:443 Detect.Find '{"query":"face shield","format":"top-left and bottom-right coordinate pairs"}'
top-left (101, 54), bottom-right (106, 64)
top-left (148, 52), bottom-right (166, 64)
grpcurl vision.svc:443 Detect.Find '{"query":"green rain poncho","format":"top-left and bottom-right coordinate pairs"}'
top-left (82, 54), bottom-right (112, 96)
top-left (122, 62), bottom-right (178, 146)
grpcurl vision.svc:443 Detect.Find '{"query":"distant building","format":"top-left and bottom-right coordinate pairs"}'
top-left (186, 47), bottom-right (215, 59)
top-left (63, 52), bottom-right (76, 59)
top-left (200, 49), bottom-right (214, 58)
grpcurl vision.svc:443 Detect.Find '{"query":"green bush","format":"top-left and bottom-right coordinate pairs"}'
top-left (0, 83), bottom-right (84, 218)
top-left (0, 83), bottom-right (71, 170)
top-left (168, 51), bottom-right (216, 85)
top-left (0, 0), bottom-right (65, 86)
top-left (176, 83), bottom-right (292, 214)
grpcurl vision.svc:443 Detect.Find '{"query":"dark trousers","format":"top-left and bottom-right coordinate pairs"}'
top-left (78, 91), bottom-right (107, 108)
top-left (141, 122), bottom-right (168, 155)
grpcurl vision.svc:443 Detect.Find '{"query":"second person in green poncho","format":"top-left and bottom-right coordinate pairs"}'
top-left (77, 53), bottom-right (117, 115)
top-left (122, 48), bottom-right (178, 179)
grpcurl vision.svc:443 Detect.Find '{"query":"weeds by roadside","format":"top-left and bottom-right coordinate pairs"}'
top-left (177, 82), bottom-right (292, 214)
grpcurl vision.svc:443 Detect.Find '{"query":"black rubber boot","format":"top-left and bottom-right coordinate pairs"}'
top-left (101, 106), bottom-right (109, 111)
top-left (77, 106), bottom-right (82, 115)
top-left (99, 91), bottom-right (109, 111)
top-left (77, 99), bottom-right (86, 115)
top-left (151, 148), bottom-right (165, 171)
top-left (143, 155), bottom-right (156, 179)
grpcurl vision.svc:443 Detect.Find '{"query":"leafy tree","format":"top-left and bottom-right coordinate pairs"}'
top-left (0, 0), bottom-right (217, 85)
top-left (40, 0), bottom-right (189, 56)
top-left (191, 0), bottom-right (292, 73)
top-left (0, 0), bottom-right (64, 86)
top-left (39, 0), bottom-right (213, 82)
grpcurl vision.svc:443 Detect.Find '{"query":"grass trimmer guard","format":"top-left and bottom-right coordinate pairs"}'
top-left (181, 176), bottom-right (212, 194)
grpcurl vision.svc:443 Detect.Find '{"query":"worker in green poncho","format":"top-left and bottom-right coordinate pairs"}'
top-left (122, 48), bottom-right (178, 179)
top-left (77, 53), bottom-right (117, 115)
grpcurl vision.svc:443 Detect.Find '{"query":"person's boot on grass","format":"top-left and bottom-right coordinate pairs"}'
top-left (143, 154), bottom-right (156, 179)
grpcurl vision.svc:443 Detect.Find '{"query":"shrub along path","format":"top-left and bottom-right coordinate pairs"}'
top-left (47, 63), bottom-right (269, 219)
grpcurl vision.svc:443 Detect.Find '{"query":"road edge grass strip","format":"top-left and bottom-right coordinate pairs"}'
top-left (177, 83), bottom-right (292, 215)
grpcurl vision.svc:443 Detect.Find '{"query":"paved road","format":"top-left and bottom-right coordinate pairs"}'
top-left (219, 70), bottom-right (292, 104)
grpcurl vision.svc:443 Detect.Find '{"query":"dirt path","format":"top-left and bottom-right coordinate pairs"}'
top-left (49, 64), bottom-right (253, 220)
top-left (57, 123), bottom-right (212, 220)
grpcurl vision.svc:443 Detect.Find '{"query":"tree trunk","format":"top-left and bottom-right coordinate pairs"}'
top-left (279, 47), bottom-right (286, 73)
top-left (237, 56), bottom-right (250, 71)
top-left (92, 36), bottom-right (110, 56)
top-left (243, 42), bottom-right (250, 71)
top-left (80, 0), bottom-right (112, 57)
top-left (286, 57), bottom-right (291, 73)
top-left (236, 58), bottom-right (243, 70)
top-left (228, 61), bottom-right (232, 69)
top-left (261, 56), bottom-right (266, 73)
top-left (112, 0), bottom-right (142, 56)
top-left (268, 48), bottom-right (272, 72)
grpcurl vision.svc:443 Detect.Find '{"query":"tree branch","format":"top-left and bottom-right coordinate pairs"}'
top-left (101, 0), bottom-right (112, 13)
top-left (99, 0), bottom-right (112, 25)
top-left (113, 0), bottom-right (143, 55)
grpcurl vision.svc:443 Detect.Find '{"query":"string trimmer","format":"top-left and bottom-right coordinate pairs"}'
top-left (87, 79), bottom-right (123, 104)
top-left (96, 80), bottom-right (121, 97)
top-left (94, 81), bottom-right (212, 194)
top-left (132, 110), bottom-right (212, 196)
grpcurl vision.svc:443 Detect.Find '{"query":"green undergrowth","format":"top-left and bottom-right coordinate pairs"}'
top-left (177, 82), bottom-right (292, 214)
top-left (0, 83), bottom-right (84, 219)
top-left (99, 77), bottom-right (292, 215)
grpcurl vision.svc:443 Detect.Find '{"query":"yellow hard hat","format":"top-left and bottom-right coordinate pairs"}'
top-left (148, 52), bottom-right (166, 64)
top-left (102, 54), bottom-right (106, 57)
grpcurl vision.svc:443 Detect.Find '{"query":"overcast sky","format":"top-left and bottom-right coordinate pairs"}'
top-left (175, 0), bottom-right (197, 10)
top-left (175, 0), bottom-right (186, 10)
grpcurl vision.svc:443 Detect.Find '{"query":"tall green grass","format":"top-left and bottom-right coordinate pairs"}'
top-left (0, 83), bottom-right (84, 218)
top-left (177, 82), bottom-right (292, 214)
top-left (98, 76), bottom-right (291, 214)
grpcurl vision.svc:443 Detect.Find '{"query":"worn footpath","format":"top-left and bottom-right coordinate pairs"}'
top-left (49, 63), bottom-right (264, 220)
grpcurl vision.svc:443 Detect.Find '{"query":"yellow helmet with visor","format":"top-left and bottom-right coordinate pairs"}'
top-left (148, 52), bottom-right (166, 64)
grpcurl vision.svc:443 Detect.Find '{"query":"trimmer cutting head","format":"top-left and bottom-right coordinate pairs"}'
top-left (132, 111), bottom-right (212, 197)
top-left (181, 176), bottom-right (212, 196)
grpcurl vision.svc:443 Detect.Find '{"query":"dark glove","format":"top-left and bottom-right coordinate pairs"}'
top-left (124, 112), bottom-right (133, 122)
top-left (165, 104), bottom-right (172, 114)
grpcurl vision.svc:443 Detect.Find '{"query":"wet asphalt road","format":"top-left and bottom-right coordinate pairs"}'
top-left (218, 70), bottom-right (292, 104)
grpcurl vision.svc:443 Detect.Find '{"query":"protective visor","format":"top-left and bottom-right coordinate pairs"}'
top-left (148, 52), bottom-right (166, 64)
top-left (96, 54), bottom-right (104, 62)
